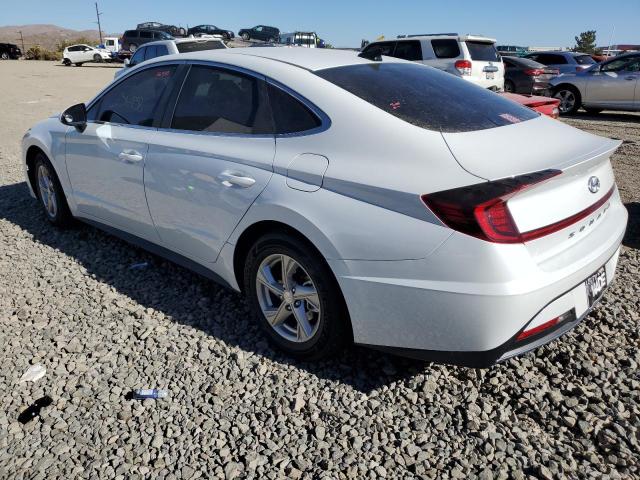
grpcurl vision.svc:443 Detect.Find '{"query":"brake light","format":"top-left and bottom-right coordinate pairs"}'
top-left (516, 310), bottom-right (574, 341)
top-left (523, 68), bottom-right (544, 76)
top-left (455, 60), bottom-right (472, 76)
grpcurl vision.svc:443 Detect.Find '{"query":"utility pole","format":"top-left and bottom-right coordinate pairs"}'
top-left (95, 2), bottom-right (103, 45)
top-left (17, 30), bottom-right (25, 53)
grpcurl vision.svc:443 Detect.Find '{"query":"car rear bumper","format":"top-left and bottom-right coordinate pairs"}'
top-left (330, 193), bottom-right (627, 366)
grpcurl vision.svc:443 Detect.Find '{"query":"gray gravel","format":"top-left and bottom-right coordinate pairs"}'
top-left (0, 63), bottom-right (639, 479)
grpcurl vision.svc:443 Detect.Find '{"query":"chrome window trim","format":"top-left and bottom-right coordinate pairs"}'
top-left (156, 59), bottom-right (331, 139)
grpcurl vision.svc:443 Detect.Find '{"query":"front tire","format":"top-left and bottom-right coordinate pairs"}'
top-left (504, 80), bottom-right (516, 93)
top-left (93, 53), bottom-right (102, 63)
top-left (553, 86), bottom-right (581, 115)
top-left (129, 43), bottom-right (138, 53)
top-left (241, 33), bottom-right (250, 41)
top-left (244, 233), bottom-right (350, 360)
top-left (33, 154), bottom-right (73, 227)
top-left (1, 52), bottom-right (8, 60)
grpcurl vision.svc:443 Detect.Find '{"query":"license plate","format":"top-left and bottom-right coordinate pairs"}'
top-left (486, 72), bottom-right (495, 80)
top-left (585, 266), bottom-right (607, 307)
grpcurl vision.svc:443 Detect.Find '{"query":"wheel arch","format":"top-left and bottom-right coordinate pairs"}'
top-left (25, 144), bottom-right (47, 196)
top-left (551, 82), bottom-right (583, 100)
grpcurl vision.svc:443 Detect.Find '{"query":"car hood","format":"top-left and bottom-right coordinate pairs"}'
top-left (441, 115), bottom-right (620, 180)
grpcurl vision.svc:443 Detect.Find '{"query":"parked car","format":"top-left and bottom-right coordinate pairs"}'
top-left (238, 25), bottom-right (280, 42)
top-left (523, 51), bottom-right (596, 74)
top-left (62, 44), bottom-right (111, 66)
top-left (187, 25), bottom-right (234, 40)
top-left (121, 29), bottom-right (174, 52)
top-left (114, 37), bottom-right (227, 79)
top-left (137, 22), bottom-right (186, 37)
top-left (23, 48), bottom-right (627, 366)
top-left (550, 52), bottom-right (640, 114)
top-left (280, 32), bottom-right (318, 48)
top-left (497, 45), bottom-right (528, 57)
top-left (500, 92), bottom-right (560, 118)
top-left (361, 33), bottom-right (504, 90)
top-left (503, 56), bottom-right (559, 95)
top-left (0, 42), bottom-right (22, 59)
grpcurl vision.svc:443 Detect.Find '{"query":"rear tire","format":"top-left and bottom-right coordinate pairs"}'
top-left (63, 58), bottom-right (71, 66)
top-left (129, 43), bottom-right (138, 53)
top-left (93, 53), bottom-right (102, 63)
top-left (504, 80), bottom-right (516, 93)
top-left (244, 233), bottom-right (351, 360)
top-left (553, 85), bottom-right (581, 115)
top-left (33, 154), bottom-right (73, 227)
top-left (1, 52), bottom-right (8, 60)
top-left (241, 33), bottom-right (250, 41)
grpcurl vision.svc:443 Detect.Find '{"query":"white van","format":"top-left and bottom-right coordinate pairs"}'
top-left (280, 32), bottom-right (317, 48)
top-left (361, 33), bottom-right (504, 90)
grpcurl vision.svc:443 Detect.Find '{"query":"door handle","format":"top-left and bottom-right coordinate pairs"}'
top-left (118, 151), bottom-right (143, 163)
top-left (218, 172), bottom-right (256, 188)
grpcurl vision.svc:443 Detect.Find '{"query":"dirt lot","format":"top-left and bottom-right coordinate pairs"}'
top-left (0, 60), bottom-right (638, 479)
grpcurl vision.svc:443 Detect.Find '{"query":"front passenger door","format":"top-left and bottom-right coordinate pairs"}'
top-left (144, 64), bottom-right (275, 262)
top-left (585, 56), bottom-right (640, 109)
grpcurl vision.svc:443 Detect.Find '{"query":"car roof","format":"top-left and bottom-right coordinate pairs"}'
top-left (394, 34), bottom-right (496, 43)
top-left (149, 47), bottom-right (401, 71)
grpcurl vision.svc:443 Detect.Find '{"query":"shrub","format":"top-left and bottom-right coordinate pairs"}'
top-left (25, 45), bottom-right (62, 61)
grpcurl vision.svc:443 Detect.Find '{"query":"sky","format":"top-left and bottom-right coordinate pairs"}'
top-left (2, 0), bottom-right (639, 48)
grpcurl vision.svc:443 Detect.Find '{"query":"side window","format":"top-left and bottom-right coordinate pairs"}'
top-left (144, 45), bottom-right (157, 60)
top-left (95, 65), bottom-right (177, 126)
top-left (170, 65), bottom-right (272, 134)
top-left (431, 39), bottom-right (460, 59)
top-left (130, 48), bottom-right (145, 65)
top-left (267, 83), bottom-right (322, 134)
top-left (140, 31), bottom-right (153, 39)
top-left (393, 41), bottom-right (422, 61)
top-left (364, 42), bottom-right (395, 57)
top-left (602, 57), bottom-right (640, 72)
top-left (255, 26), bottom-right (263, 32)
top-left (156, 45), bottom-right (169, 56)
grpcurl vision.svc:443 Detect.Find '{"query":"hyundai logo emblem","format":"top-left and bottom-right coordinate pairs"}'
top-left (588, 176), bottom-right (600, 194)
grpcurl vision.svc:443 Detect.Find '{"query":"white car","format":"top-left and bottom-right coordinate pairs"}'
top-left (114, 37), bottom-right (227, 79)
top-left (62, 44), bottom-right (111, 66)
top-left (361, 33), bottom-right (505, 90)
top-left (23, 49), bottom-right (627, 366)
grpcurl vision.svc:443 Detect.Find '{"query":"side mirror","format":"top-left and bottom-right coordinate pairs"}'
top-left (60, 103), bottom-right (87, 131)
top-left (124, 58), bottom-right (131, 66)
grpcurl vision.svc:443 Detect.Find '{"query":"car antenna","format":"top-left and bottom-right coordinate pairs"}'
top-left (358, 47), bottom-right (383, 62)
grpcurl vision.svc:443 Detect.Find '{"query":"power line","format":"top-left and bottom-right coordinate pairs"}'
top-left (17, 30), bottom-right (25, 53)
top-left (95, 2), bottom-right (103, 45)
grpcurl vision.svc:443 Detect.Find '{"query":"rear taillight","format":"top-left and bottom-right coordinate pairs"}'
top-left (516, 310), bottom-right (574, 341)
top-left (423, 172), bottom-right (615, 243)
top-left (523, 68), bottom-right (544, 76)
top-left (455, 60), bottom-right (472, 76)
top-left (421, 170), bottom-right (562, 243)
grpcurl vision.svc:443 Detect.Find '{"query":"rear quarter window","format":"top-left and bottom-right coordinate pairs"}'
top-left (431, 39), bottom-right (460, 59)
top-left (393, 41), bottom-right (422, 61)
top-left (267, 84), bottom-right (322, 134)
top-left (575, 55), bottom-right (596, 65)
top-left (316, 63), bottom-right (537, 133)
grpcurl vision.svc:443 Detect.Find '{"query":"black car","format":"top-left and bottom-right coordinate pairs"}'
top-left (238, 25), bottom-right (280, 43)
top-left (187, 25), bottom-right (234, 40)
top-left (137, 22), bottom-right (186, 37)
top-left (122, 30), bottom-right (174, 52)
top-left (0, 42), bottom-right (22, 59)
top-left (503, 56), bottom-right (559, 95)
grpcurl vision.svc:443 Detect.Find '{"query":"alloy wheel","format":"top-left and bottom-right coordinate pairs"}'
top-left (37, 164), bottom-right (57, 219)
top-left (255, 254), bottom-right (321, 343)
top-left (554, 90), bottom-right (576, 114)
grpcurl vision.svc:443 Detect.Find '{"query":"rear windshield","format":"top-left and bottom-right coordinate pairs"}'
top-left (315, 63), bottom-right (537, 133)
top-left (465, 41), bottom-right (500, 61)
top-left (575, 55), bottom-right (596, 65)
top-left (176, 40), bottom-right (226, 53)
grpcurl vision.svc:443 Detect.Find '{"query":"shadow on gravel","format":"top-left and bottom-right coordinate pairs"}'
top-left (565, 111), bottom-right (640, 124)
top-left (0, 182), bottom-right (430, 393)
top-left (623, 202), bottom-right (640, 250)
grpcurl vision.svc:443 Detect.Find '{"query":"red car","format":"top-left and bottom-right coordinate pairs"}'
top-left (500, 92), bottom-right (561, 119)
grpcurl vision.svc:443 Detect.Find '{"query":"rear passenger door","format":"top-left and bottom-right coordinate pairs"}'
top-left (144, 64), bottom-right (275, 262)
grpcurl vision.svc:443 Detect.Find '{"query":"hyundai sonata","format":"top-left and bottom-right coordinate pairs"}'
top-left (22, 48), bottom-right (627, 366)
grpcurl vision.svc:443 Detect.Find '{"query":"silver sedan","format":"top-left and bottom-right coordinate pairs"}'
top-left (550, 52), bottom-right (640, 114)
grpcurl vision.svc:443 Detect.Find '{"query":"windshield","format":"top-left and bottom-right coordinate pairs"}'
top-left (316, 63), bottom-right (537, 133)
top-left (465, 41), bottom-right (500, 61)
top-left (575, 55), bottom-right (596, 65)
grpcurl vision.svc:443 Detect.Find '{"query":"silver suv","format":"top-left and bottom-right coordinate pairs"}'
top-left (361, 33), bottom-right (504, 90)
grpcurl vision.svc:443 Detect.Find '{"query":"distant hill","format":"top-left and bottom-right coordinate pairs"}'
top-left (0, 24), bottom-right (117, 51)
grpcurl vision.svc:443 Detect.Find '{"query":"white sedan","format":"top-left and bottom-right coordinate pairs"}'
top-left (23, 48), bottom-right (627, 366)
top-left (62, 44), bottom-right (111, 66)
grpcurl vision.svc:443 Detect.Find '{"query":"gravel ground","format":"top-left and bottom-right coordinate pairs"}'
top-left (0, 61), bottom-right (638, 479)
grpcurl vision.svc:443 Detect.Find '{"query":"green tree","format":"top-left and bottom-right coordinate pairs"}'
top-left (573, 30), bottom-right (597, 54)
